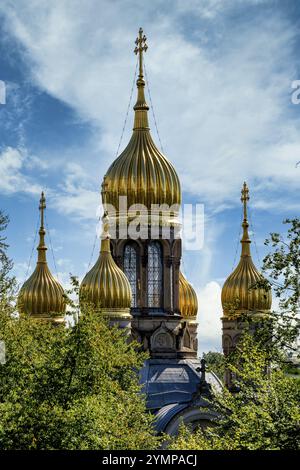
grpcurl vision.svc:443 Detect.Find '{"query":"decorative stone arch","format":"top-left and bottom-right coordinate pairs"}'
top-left (151, 323), bottom-right (176, 352)
top-left (178, 322), bottom-right (192, 351)
top-left (233, 333), bottom-right (242, 347)
top-left (112, 238), bottom-right (144, 262)
top-left (222, 334), bottom-right (232, 356)
top-left (164, 406), bottom-right (217, 436)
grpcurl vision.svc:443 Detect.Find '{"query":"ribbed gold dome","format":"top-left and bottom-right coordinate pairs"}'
top-left (18, 193), bottom-right (65, 320)
top-left (80, 215), bottom-right (132, 316)
top-left (221, 183), bottom-right (272, 317)
top-left (179, 271), bottom-right (198, 319)
top-left (102, 28), bottom-right (181, 220)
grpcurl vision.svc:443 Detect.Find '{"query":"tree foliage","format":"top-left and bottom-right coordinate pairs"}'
top-left (202, 351), bottom-right (224, 382)
top-left (0, 281), bottom-right (160, 449)
top-left (0, 211), bottom-right (16, 301)
top-left (170, 335), bottom-right (300, 450)
top-left (170, 218), bottom-right (300, 450)
top-left (260, 218), bottom-right (300, 362)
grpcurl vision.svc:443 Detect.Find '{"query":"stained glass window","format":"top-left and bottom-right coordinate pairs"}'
top-left (123, 244), bottom-right (138, 307)
top-left (147, 242), bottom-right (163, 308)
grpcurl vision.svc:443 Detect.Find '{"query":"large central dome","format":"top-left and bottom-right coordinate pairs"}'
top-left (102, 30), bottom-right (181, 216)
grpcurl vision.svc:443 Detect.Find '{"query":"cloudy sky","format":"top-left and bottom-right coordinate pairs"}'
top-left (0, 0), bottom-right (299, 352)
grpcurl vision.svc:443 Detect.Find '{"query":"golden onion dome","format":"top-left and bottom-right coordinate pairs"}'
top-left (80, 214), bottom-right (132, 317)
top-left (179, 271), bottom-right (198, 319)
top-left (102, 28), bottom-right (181, 221)
top-left (18, 193), bottom-right (65, 321)
top-left (221, 183), bottom-right (272, 317)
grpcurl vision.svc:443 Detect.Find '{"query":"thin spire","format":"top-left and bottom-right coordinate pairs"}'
top-left (240, 182), bottom-right (251, 257)
top-left (133, 27), bottom-right (149, 130)
top-left (37, 192), bottom-right (47, 263)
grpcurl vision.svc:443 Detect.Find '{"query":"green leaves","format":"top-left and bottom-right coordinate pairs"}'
top-left (0, 299), bottom-right (159, 449)
top-left (170, 335), bottom-right (300, 450)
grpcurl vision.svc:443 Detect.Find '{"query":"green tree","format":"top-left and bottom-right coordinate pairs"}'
top-left (170, 219), bottom-right (300, 450)
top-left (260, 218), bottom-right (300, 363)
top-left (0, 280), bottom-right (160, 450)
top-left (170, 335), bottom-right (300, 450)
top-left (202, 351), bottom-right (224, 382)
top-left (0, 211), bottom-right (16, 301)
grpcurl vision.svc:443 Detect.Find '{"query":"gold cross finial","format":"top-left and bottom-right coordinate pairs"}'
top-left (39, 191), bottom-right (46, 229)
top-left (134, 27), bottom-right (147, 78)
top-left (240, 182), bottom-right (251, 256)
top-left (241, 181), bottom-right (249, 220)
top-left (37, 192), bottom-right (47, 263)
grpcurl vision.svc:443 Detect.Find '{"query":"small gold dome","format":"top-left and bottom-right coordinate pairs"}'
top-left (80, 215), bottom-right (132, 315)
top-left (18, 193), bottom-right (65, 320)
top-left (102, 28), bottom-right (181, 220)
top-left (179, 271), bottom-right (198, 319)
top-left (221, 183), bottom-right (272, 317)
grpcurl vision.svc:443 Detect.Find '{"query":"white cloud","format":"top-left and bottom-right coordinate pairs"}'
top-left (176, 0), bottom-right (270, 19)
top-left (0, 146), bottom-right (41, 195)
top-left (51, 162), bottom-right (100, 220)
top-left (197, 281), bottom-right (222, 354)
top-left (1, 1), bottom-right (299, 331)
top-left (0, 0), bottom-right (299, 214)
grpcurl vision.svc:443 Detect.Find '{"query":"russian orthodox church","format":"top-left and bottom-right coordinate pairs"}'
top-left (18, 29), bottom-right (272, 435)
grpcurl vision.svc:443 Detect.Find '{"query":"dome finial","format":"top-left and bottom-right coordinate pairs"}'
top-left (37, 191), bottom-right (47, 263)
top-left (221, 183), bottom-right (272, 316)
top-left (240, 181), bottom-right (251, 257)
top-left (18, 192), bottom-right (66, 319)
top-left (133, 27), bottom-right (149, 129)
top-left (134, 27), bottom-right (148, 81)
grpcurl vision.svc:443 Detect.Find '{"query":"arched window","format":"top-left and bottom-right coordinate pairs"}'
top-left (123, 244), bottom-right (138, 307)
top-left (147, 242), bottom-right (163, 308)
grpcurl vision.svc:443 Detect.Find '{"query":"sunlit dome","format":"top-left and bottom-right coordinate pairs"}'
top-left (221, 183), bottom-right (272, 317)
top-left (80, 214), bottom-right (132, 317)
top-left (18, 193), bottom-right (66, 321)
top-left (102, 28), bottom-right (181, 220)
top-left (179, 271), bottom-right (198, 319)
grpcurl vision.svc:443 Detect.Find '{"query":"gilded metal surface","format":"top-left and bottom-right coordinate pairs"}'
top-left (80, 214), bottom-right (132, 312)
top-left (18, 193), bottom-right (65, 318)
top-left (102, 28), bottom-right (181, 217)
top-left (221, 183), bottom-right (272, 316)
top-left (179, 271), bottom-right (198, 319)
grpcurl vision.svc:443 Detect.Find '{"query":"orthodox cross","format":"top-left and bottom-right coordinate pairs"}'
top-left (134, 27), bottom-right (148, 78)
top-left (241, 181), bottom-right (249, 221)
top-left (39, 191), bottom-right (46, 230)
top-left (38, 191), bottom-right (47, 262)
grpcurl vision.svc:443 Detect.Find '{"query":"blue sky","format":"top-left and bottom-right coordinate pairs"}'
top-left (0, 0), bottom-right (299, 352)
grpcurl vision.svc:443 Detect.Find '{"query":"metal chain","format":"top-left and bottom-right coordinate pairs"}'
top-left (86, 59), bottom-right (138, 269)
top-left (45, 214), bottom-right (60, 281)
top-left (87, 220), bottom-right (100, 269)
top-left (114, 56), bottom-right (138, 159)
top-left (232, 209), bottom-right (243, 271)
top-left (24, 215), bottom-right (40, 281)
top-left (248, 206), bottom-right (261, 266)
top-left (143, 59), bottom-right (165, 154)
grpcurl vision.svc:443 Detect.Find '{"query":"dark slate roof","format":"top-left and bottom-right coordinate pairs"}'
top-left (140, 358), bottom-right (222, 411)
